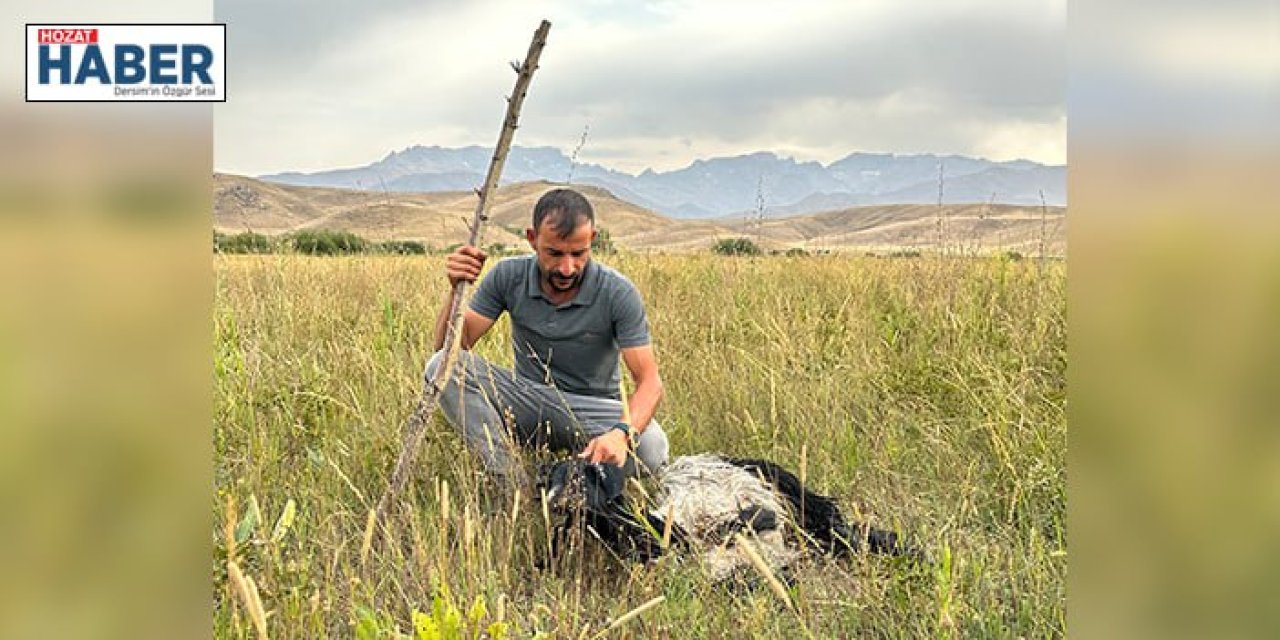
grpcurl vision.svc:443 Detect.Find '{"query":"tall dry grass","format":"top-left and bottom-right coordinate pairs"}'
top-left (214, 252), bottom-right (1065, 638)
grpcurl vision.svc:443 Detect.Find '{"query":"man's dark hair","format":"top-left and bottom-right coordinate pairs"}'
top-left (533, 188), bottom-right (595, 238)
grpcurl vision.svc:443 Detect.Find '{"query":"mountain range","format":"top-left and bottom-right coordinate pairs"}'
top-left (259, 145), bottom-right (1066, 219)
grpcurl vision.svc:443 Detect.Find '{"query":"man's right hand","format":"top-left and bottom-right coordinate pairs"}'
top-left (445, 245), bottom-right (487, 287)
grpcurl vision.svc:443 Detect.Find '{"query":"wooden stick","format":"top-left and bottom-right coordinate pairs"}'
top-left (372, 20), bottom-right (551, 537)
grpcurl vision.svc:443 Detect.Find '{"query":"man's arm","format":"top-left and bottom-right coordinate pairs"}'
top-left (619, 344), bottom-right (663, 434)
top-left (580, 279), bottom-right (660, 467)
top-left (579, 344), bottom-right (663, 467)
top-left (433, 245), bottom-right (497, 351)
top-left (432, 302), bottom-right (495, 351)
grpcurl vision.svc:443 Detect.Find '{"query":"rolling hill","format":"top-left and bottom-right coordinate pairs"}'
top-left (214, 174), bottom-right (726, 250)
top-left (720, 202), bottom-right (1065, 255)
top-left (214, 174), bottom-right (1065, 255)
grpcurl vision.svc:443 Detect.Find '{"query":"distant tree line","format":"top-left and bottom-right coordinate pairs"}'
top-left (214, 230), bottom-right (430, 256)
top-left (215, 229), bottom-right (828, 258)
top-left (214, 227), bottom-right (619, 257)
top-left (711, 237), bottom-right (817, 257)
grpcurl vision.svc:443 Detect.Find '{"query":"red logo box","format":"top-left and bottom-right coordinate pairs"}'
top-left (37, 28), bottom-right (98, 44)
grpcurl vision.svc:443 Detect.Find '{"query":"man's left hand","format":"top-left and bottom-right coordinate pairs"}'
top-left (578, 429), bottom-right (630, 467)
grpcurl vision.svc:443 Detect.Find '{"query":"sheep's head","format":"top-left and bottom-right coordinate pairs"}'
top-left (536, 458), bottom-right (671, 563)
top-left (535, 459), bottom-right (626, 515)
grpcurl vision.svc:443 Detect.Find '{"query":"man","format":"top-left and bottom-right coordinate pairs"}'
top-left (426, 188), bottom-right (669, 494)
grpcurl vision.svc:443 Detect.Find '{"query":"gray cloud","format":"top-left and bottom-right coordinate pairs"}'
top-left (215, 1), bottom-right (1065, 175)
top-left (534, 10), bottom-right (1062, 142)
top-left (217, 0), bottom-right (430, 86)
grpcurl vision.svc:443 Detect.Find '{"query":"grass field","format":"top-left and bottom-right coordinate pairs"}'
top-left (214, 252), bottom-right (1066, 638)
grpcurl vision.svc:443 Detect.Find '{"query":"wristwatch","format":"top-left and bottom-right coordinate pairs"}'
top-left (610, 421), bottom-right (635, 445)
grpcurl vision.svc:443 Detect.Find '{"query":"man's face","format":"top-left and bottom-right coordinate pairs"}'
top-left (526, 215), bottom-right (596, 294)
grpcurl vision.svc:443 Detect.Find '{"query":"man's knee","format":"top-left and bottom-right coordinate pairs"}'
top-left (425, 349), bottom-right (483, 383)
top-left (426, 349), bottom-right (446, 381)
top-left (635, 421), bottom-right (670, 475)
top-left (426, 349), bottom-right (487, 425)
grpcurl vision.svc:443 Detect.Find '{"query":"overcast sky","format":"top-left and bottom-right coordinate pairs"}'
top-left (213, 0), bottom-right (1066, 176)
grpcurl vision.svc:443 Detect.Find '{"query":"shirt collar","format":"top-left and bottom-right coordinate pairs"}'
top-left (525, 256), bottom-right (599, 307)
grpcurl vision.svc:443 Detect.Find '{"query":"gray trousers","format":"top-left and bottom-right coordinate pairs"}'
top-left (426, 349), bottom-right (669, 484)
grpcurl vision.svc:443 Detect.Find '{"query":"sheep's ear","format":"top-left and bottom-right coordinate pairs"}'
top-left (599, 463), bottom-right (626, 499)
top-left (581, 463), bottom-right (626, 511)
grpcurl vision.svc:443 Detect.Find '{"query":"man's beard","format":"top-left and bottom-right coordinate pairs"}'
top-left (546, 270), bottom-right (582, 292)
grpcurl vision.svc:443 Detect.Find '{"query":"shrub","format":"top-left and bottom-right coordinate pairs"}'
top-left (784, 247), bottom-right (808, 257)
top-left (378, 240), bottom-right (428, 255)
top-left (290, 229), bottom-right (369, 255)
top-left (215, 231), bottom-right (273, 254)
top-left (711, 237), bottom-right (762, 256)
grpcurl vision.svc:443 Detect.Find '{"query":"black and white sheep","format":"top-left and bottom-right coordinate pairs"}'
top-left (537, 454), bottom-right (918, 580)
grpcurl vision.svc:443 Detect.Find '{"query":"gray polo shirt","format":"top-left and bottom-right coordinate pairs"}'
top-left (469, 254), bottom-right (651, 399)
